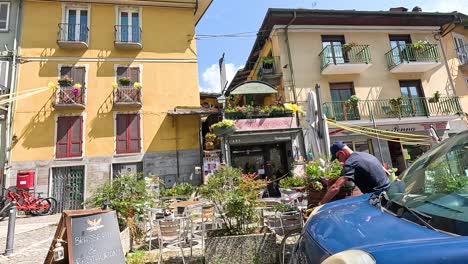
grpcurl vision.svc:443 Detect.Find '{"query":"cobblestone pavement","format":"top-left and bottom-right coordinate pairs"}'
top-left (0, 214), bottom-right (61, 264)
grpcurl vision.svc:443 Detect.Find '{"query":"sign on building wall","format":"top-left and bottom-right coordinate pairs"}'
top-left (329, 121), bottom-right (448, 137)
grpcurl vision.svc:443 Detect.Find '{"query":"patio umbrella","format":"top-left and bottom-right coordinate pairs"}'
top-left (305, 91), bottom-right (330, 159)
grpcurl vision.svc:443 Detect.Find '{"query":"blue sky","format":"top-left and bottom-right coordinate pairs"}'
top-left (196, 0), bottom-right (468, 93)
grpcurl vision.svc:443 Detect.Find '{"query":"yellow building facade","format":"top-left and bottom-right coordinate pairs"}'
top-left (7, 0), bottom-right (211, 211)
top-left (234, 8), bottom-right (466, 173)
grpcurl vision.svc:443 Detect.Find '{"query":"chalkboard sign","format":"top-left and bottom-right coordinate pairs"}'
top-left (68, 211), bottom-right (125, 264)
top-left (45, 209), bottom-right (126, 264)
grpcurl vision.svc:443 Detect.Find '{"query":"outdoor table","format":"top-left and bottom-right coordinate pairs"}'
top-left (171, 200), bottom-right (204, 216)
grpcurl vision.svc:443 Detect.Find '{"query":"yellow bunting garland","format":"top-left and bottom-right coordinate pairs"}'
top-left (327, 120), bottom-right (431, 145)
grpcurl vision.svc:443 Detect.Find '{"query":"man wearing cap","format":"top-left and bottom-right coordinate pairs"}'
top-left (320, 141), bottom-right (390, 205)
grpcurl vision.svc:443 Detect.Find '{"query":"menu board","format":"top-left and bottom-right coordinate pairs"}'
top-left (69, 211), bottom-right (125, 264)
top-left (44, 209), bottom-right (125, 264)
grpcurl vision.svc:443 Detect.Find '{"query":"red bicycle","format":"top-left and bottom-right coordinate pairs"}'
top-left (0, 187), bottom-right (57, 220)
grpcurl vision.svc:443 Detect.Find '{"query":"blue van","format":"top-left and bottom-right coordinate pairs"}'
top-left (290, 130), bottom-right (468, 264)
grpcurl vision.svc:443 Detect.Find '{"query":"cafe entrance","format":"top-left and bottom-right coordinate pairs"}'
top-left (230, 142), bottom-right (289, 179)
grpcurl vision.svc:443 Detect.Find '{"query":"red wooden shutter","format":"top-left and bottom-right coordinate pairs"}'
top-left (116, 114), bottom-right (128, 154)
top-left (72, 67), bottom-right (86, 88)
top-left (56, 117), bottom-right (69, 158)
top-left (69, 116), bottom-right (83, 157)
top-left (56, 116), bottom-right (82, 158)
top-left (128, 114), bottom-right (140, 153)
top-left (129, 67), bottom-right (140, 84)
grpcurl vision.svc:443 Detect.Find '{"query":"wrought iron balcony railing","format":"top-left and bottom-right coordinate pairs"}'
top-left (319, 45), bottom-right (371, 71)
top-left (385, 43), bottom-right (439, 70)
top-left (54, 86), bottom-right (86, 108)
top-left (323, 97), bottom-right (462, 121)
top-left (57, 23), bottom-right (89, 48)
top-left (114, 25), bottom-right (142, 49)
top-left (113, 86), bottom-right (142, 106)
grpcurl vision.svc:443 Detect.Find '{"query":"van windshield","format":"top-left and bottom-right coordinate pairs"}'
top-left (387, 131), bottom-right (468, 235)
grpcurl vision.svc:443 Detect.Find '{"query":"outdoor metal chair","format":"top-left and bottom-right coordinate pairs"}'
top-left (189, 204), bottom-right (220, 250)
top-left (154, 217), bottom-right (192, 264)
top-left (264, 210), bottom-right (303, 264)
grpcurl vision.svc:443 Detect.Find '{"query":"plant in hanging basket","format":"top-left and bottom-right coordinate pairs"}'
top-left (118, 77), bottom-right (131, 86)
top-left (210, 119), bottom-right (236, 136)
top-left (58, 76), bottom-right (73, 86)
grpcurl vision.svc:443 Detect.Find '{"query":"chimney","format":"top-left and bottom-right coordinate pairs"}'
top-left (412, 6), bottom-right (422, 12)
top-left (389, 7), bottom-right (408, 12)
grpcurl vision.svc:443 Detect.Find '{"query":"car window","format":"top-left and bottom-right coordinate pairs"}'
top-left (388, 131), bottom-right (468, 235)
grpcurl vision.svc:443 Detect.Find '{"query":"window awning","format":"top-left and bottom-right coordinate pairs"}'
top-left (230, 81), bottom-right (277, 95)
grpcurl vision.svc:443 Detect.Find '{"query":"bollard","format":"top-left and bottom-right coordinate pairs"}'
top-left (4, 203), bottom-right (16, 256)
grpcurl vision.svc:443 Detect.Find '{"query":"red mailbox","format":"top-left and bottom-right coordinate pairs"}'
top-left (16, 171), bottom-right (35, 189)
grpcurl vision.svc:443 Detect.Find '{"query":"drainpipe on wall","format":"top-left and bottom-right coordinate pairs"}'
top-left (4, 0), bottom-right (23, 187)
top-left (436, 30), bottom-right (458, 97)
top-left (285, 11), bottom-right (307, 160)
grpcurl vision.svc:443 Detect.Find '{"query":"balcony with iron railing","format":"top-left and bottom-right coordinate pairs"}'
top-left (57, 23), bottom-right (89, 49)
top-left (323, 97), bottom-right (462, 122)
top-left (54, 85), bottom-right (86, 109)
top-left (257, 56), bottom-right (282, 76)
top-left (319, 44), bottom-right (372, 75)
top-left (385, 43), bottom-right (440, 73)
top-left (114, 25), bottom-right (142, 50)
top-left (113, 85), bottom-right (142, 107)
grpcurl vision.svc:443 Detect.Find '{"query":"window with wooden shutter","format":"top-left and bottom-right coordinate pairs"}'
top-left (56, 116), bottom-right (83, 158)
top-left (116, 66), bottom-right (140, 84)
top-left (116, 113), bottom-right (141, 154)
top-left (60, 66), bottom-right (86, 87)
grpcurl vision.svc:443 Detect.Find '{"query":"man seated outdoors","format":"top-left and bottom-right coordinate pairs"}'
top-left (320, 141), bottom-right (390, 205)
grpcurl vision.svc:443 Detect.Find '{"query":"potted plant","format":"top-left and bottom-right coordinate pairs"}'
top-left (279, 176), bottom-right (306, 193)
top-left (200, 167), bottom-right (276, 263)
top-left (205, 132), bottom-right (217, 142)
top-left (343, 95), bottom-right (360, 120)
top-left (411, 40), bottom-right (428, 51)
top-left (305, 159), bottom-right (342, 207)
top-left (118, 77), bottom-right (131, 86)
top-left (87, 173), bottom-right (154, 252)
top-left (343, 42), bottom-right (357, 52)
top-left (58, 76), bottom-right (73, 87)
top-left (205, 141), bottom-right (215, 150)
top-left (388, 96), bottom-right (406, 117)
top-left (210, 119), bottom-right (236, 136)
top-left (428, 91), bottom-right (441, 103)
top-left (262, 56), bottom-right (275, 74)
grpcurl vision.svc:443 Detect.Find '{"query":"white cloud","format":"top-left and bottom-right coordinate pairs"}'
top-left (423, 0), bottom-right (468, 13)
top-left (199, 63), bottom-right (242, 93)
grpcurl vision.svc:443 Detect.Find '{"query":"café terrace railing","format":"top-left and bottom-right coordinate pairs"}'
top-left (323, 97), bottom-right (463, 121)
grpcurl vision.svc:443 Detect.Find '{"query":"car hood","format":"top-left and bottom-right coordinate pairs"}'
top-left (307, 194), bottom-right (452, 253)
